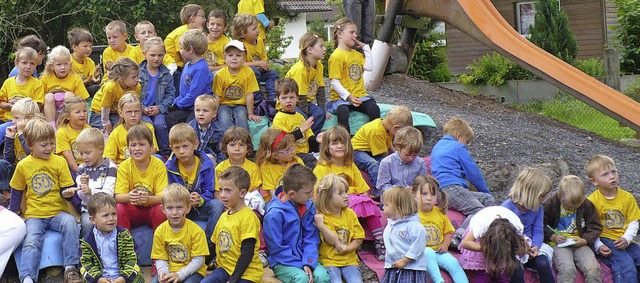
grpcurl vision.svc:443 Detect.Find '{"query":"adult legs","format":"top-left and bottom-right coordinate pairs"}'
top-left (361, 0), bottom-right (375, 44)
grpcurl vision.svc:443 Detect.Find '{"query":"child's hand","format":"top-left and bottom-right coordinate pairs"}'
top-left (94, 65), bottom-right (102, 78)
top-left (256, 61), bottom-right (270, 71)
top-left (5, 125), bottom-right (16, 138)
top-left (573, 237), bottom-right (587, 248)
top-left (103, 124), bottom-right (113, 135)
top-left (614, 237), bottom-right (629, 249)
top-left (527, 245), bottom-right (539, 257)
top-left (313, 214), bottom-right (324, 228)
top-left (138, 190), bottom-right (149, 206)
top-left (550, 234), bottom-right (567, 243)
top-left (129, 189), bottom-right (140, 206)
top-left (300, 116), bottom-right (314, 133)
top-left (190, 192), bottom-right (201, 207)
top-left (315, 132), bottom-right (324, 144)
top-left (80, 173), bottom-right (89, 186)
top-left (347, 95), bottom-right (362, 107)
top-left (334, 243), bottom-right (347, 254)
top-left (15, 120), bottom-right (26, 133)
top-left (303, 266), bottom-right (314, 283)
top-left (354, 39), bottom-right (367, 49)
top-left (598, 245), bottom-right (612, 257)
top-left (161, 272), bottom-right (180, 283)
top-left (80, 183), bottom-right (91, 196)
top-left (325, 112), bottom-right (332, 120)
top-left (62, 187), bottom-right (78, 198)
top-left (248, 114), bottom-right (262, 122)
top-left (145, 106), bottom-right (160, 116)
top-left (391, 257), bottom-right (410, 269)
top-left (268, 20), bottom-right (275, 28)
top-left (436, 242), bottom-right (448, 254)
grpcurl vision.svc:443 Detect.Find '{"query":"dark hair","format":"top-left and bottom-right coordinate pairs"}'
top-left (219, 166), bottom-right (250, 191)
top-left (220, 126), bottom-right (253, 156)
top-left (480, 218), bottom-right (526, 277)
top-left (15, 35), bottom-right (47, 54)
top-left (126, 124), bottom-right (154, 146)
top-left (67, 27), bottom-right (94, 46)
top-left (282, 164), bottom-right (316, 193)
top-left (276, 78), bottom-right (299, 97)
top-left (87, 192), bottom-right (116, 216)
top-left (208, 9), bottom-right (228, 24)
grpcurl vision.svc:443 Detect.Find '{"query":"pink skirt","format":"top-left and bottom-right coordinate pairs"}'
top-left (349, 194), bottom-right (381, 218)
top-left (459, 230), bottom-right (487, 270)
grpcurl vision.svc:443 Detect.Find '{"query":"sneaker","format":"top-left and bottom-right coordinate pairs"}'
top-left (449, 233), bottom-right (462, 251)
top-left (374, 240), bottom-right (386, 261)
top-left (64, 267), bottom-right (82, 283)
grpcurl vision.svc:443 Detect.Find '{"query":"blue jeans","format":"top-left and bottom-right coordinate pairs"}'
top-left (598, 238), bottom-right (640, 283)
top-left (89, 112), bottom-right (119, 129)
top-left (20, 213), bottom-right (80, 281)
top-left (250, 67), bottom-right (279, 104)
top-left (0, 120), bottom-right (13, 145)
top-left (353, 150), bottom-right (384, 195)
top-left (326, 265), bottom-right (362, 283)
top-left (218, 105), bottom-right (249, 133)
top-left (141, 114), bottom-right (169, 155)
top-left (202, 267), bottom-right (255, 283)
top-left (424, 247), bottom-right (469, 283)
top-left (299, 103), bottom-right (326, 136)
top-left (151, 273), bottom-right (203, 283)
top-left (187, 198), bottom-right (224, 246)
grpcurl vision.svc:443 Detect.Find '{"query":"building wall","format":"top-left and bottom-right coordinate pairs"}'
top-left (282, 13), bottom-right (308, 59)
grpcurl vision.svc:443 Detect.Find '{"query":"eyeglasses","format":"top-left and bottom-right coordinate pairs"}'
top-left (278, 146), bottom-right (296, 154)
top-left (195, 14), bottom-right (205, 18)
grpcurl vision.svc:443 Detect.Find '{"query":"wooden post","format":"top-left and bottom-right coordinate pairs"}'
top-left (604, 48), bottom-right (621, 91)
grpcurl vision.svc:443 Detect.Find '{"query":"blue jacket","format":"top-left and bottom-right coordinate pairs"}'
top-left (174, 58), bottom-right (212, 110)
top-left (263, 197), bottom-right (320, 269)
top-left (187, 119), bottom-right (224, 162)
top-left (165, 149), bottom-right (215, 202)
top-left (430, 135), bottom-right (491, 194)
top-left (139, 61), bottom-right (176, 114)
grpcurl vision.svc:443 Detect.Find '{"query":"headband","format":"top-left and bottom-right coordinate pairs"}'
top-left (271, 131), bottom-right (288, 152)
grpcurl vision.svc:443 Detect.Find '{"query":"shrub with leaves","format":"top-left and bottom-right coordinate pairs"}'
top-left (623, 77), bottom-right (640, 103)
top-left (408, 32), bottom-right (451, 82)
top-left (266, 21), bottom-right (293, 60)
top-left (572, 58), bottom-right (604, 79)
top-left (322, 41), bottom-right (336, 78)
top-left (613, 0), bottom-right (640, 73)
top-left (459, 52), bottom-right (533, 86)
top-left (529, 0), bottom-right (577, 63)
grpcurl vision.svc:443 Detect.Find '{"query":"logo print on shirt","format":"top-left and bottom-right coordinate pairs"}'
top-left (31, 171), bottom-right (54, 196)
top-left (424, 225), bottom-right (442, 247)
top-left (336, 228), bottom-right (350, 245)
top-left (308, 81), bottom-right (318, 98)
top-left (218, 231), bottom-right (233, 254)
top-left (205, 50), bottom-right (218, 67)
top-left (168, 243), bottom-right (190, 263)
top-left (348, 64), bottom-right (362, 82)
top-left (604, 209), bottom-right (626, 229)
top-left (224, 86), bottom-right (244, 101)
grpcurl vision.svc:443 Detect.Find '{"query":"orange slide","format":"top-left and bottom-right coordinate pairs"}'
top-left (395, 0), bottom-right (640, 132)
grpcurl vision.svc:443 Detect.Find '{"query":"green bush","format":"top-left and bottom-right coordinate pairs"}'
top-left (572, 58), bottom-right (604, 79)
top-left (408, 32), bottom-right (451, 82)
top-left (266, 22), bottom-right (293, 60)
top-left (613, 0), bottom-right (640, 73)
top-left (459, 52), bottom-right (533, 86)
top-left (529, 0), bottom-right (578, 63)
top-left (270, 62), bottom-right (293, 78)
top-left (322, 41), bottom-right (336, 78)
top-left (623, 78), bottom-right (640, 102)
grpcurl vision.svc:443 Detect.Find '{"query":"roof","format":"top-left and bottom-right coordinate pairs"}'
top-left (278, 0), bottom-right (333, 13)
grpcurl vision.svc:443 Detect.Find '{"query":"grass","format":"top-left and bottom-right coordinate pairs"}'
top-left (521, 94), bottom-right (636, 140)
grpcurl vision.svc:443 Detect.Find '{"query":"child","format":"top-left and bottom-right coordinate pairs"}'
top-left (411, 175), bottom-right (468, 283)
top-left (67, 27), bottom-right (101, 96)
top-left (139, 36), bottom-right (176, 156)
top-left (377, 126), bottom-right (427, 193)
top-left (351, 105), bottom-right (412, 194)
top-left (8, 35), bottom-right (47, 78)
top-left (380, 186), bottom-right (427, 283)
top-left (113, 124), bottom-right (168, 231)
top-left (188, 94), bottom-right (224, 163)
top-left (233, 14), bottom-right (280, 110)
top-left (256, 129), bottom-right (303, 202)
top-left (152, 184), bottom-right (209, 283)
top-left (272, 78), bottom-right (318, 168)
top-left (237, 0), bottom-right (274, 41)
top-left (202, 166), bottom-right (264, 283)
top-left (586, 154), bottom-right (640, 281)
top-left (313, 125), bottom-right (386, 260)
top-left (8, 118), bottom-right (82, 283)
top-left (2, 98), bottom-right (40, 165)
top-left (543, 175), bottom-right (602, 283)
top-left (205, 9), bottom-right (231, 73)
top-left (263, 164), bottom-right (330, 283)
top-left (213, 39), bottom-right (260, 133)
top-left (56, 96), bottom-right (91, 174)
top-left (102, 20), bottom-right (135, 82)
top-left (285, 32), bottom-right (328, 136)
top-left (313, 174), bottom-right (364, 283)
top-left (327, 18), bottom-right (380, 133)
top-left (104, 93), bottom-right (158, 165)
top-left (79, 193), bottom-right (143, 282)
top-left (90, 57), bottom-right (140, 131)
top-left (431, 117), bottom-right (496, 248)
top-left (165, 123), bottom-right (224, 248)
top-left (75, 128), bottom-right (118, 238)
top-left (164, 4), bottom-right (207, 70)
top-left (130, 21), bottom-right (177, 73)
top-left (165, 29), bottom-right (213, 130)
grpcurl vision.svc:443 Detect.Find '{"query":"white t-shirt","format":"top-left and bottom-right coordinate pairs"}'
top-left (469, 206), bottom-right (524, 239)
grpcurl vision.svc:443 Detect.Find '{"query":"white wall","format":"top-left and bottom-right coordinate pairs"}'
top-left (281, 13), bottom-right (308, 59)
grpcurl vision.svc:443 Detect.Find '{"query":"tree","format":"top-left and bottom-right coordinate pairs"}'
top-left (614, 0), bottom-right (640, 73)
top-left (529, 0), bottom-right (577, 63)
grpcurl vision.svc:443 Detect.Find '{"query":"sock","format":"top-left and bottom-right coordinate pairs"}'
top-left (372, 227), bottom-right (383, 242)
top-left (65, 265), bottom-right (75, 271)
top-left (22, 276), bottom-right (34, 283)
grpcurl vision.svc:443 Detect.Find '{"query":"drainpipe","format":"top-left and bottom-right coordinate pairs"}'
top-left (364, 0), bottom-right (403, 91)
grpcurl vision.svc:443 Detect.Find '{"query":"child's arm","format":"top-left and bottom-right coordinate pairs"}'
top-left (9, 188), bottom-right (24, 214)
top-left (171, 256), bottom-right (204, 282)
top-left (3, 129), bottom-right (16, 164)
top-left (244, 60), bottom-right (270, 71)
top-left (100, 107), bottom-right (112, 133)
top-left (263, 210), bottom-right (304, 267)
top-left (246, 92), bottom-right (261, 122)
top-left (376, 158), bottom-right (393, 194)
top-left (60, 150), bottom-right (79, 173)
top-left (579, 200), bottom-right (603, 247)
top-left (617, 220), bottom-right (639, 249)
top-left (80, 239), bottom-right (105, 283)
top-left (301, 206), bottom-right (321, 269)
top-left (117, 230), bottom-right (141, 282)
top-left (158, 74), bottom-right (176, 114)
top-left (458, 148), bottom-right (491, 194)
top-left (361, 44), bottom-right (373, 72)
top-left (174, 65), bottom-right (211, 109)
top-left (394, 224), bottom-right (427, 269)
top-left (460, 230), bottom-right (481, 251)
top-left (314, 214), bottom-right (340, 246)
top-left (228, 238), bottom-right (258, 283)
top-left (437, 233), bottom-right (453, 254)
top-left (531, 208), bottom-right (545, 249)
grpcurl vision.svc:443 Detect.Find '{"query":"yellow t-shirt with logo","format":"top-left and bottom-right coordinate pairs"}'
top-left (115, 156), bottom-right (168, 196)
top-left (40, 73), bottom-right (90, 99)
top-left (206, 35), bottom-right (231, 67)
top-left (178, 157), bottom-right (200, 192)
top-left (102, 44), bottom-right (135, 82)
top-left (0, 76), bottom-right (44, 120)
top-left (313, 162), bottom-right (369, 195)
top-left (351, 118), bottom-right (392, 156)
top-left (56, 124), bottom-right (91, 165)
top-left (243, 39), bottom-right (267, 62)
top-left (91, 80), bottom-right (141, 114)
top-left (328, 48), bottom-right (367, 101)
top-left (165, 25), bottom-right (190, 68)
top-left (71, 55), bottom-right (96, 81)
top-left (9, 154), bottom-right (75, 219)
top-left (237, 0), bottom-right (267, 40)
top-left (104, 122), bottom-right (158, 164)
top-left (285, 60), bottom-right (324, 101)
top-left (129, 44), bottom-right (176, 66)
top-left (318, 208), bottom-right (364, 267)
top-left (418, 207), bottom-right (455, 250)
top-left (588, 188), bottom-right (640, 240)
top-left (213, 66), bottom-right (259, 106)
top-left (272, 111), bottom-right (314, 154)
top-left (215, 158), bottom-right (261, 191)
top-left (260, 156), bottom-right (303, 200)
top-left (152, 219), bottom-right (209, 277)
top-left (212, 206), bottom-right (263, 282)
top-left (12, 133), bottom-right (28, 163)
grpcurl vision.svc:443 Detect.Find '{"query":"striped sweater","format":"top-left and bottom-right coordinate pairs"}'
top-left (79, 226), bottom-right (143, 283)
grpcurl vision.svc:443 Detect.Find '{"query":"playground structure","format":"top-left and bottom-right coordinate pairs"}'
top-left (365, 0), bottom-right (640, 133)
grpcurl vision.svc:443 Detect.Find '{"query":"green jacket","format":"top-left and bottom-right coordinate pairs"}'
top-left (80, 226), bottom-right (144, 283)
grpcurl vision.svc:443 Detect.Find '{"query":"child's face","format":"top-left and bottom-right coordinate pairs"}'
top-left (246, 24), bottom-right (260, 42)
top-left (77, 142), bottom-right (103, 168)
top-left (194, 99), bottom-right (217, 127)
top-left (398, 147), bottom-right (418, 164)
top-left (37, 52), bottom-right (46, 65)
top-left (219, 178), bottom-right (247, 211)
top-left (276, 143), bottom-right (296, 165)
top-left (12, 113), bottom-right (25, 127)
top-left (119, 102), bottom-right (142, 128)
top-left (190, 9), bottom-right (207, 28)
top-left (330, 187), bottom-right (349, 210)
top-left (134, 24), bottom-right (156, 44)
top-left (179, 44), bottom-right (194, 62)
top-left (590, 166), bottom-right (619, 191)
top-left (128, 137), bottom-right (153, 162)
top-left (207, 17), bottom-right (227, 39)
top-left (53, 57), bottom-right (72, 78)
top-left (106, 29), bottom-right (127, 51)
top-left (308, 40), bottom-right (326, 61)
top-left (144, 45), bottom-right (165, 69)
top-left (170, 140), bottom-right (197, 163)
top-left (29, 139), bottom-right (55, 160)
top-left (338, 23), bottom-right (358, 47)
top-left (328, 138), bottom-right (346, 160)
top-left (382, 200), bottom-right (400, 220)
top-left (120, 70), bottom-right (139, 90)
top-left (226, 140), bottom-right (248, 161)
top-left (289, 184), bottom-right (314, 205)
top-left (277, 91), bottom-right (298, 112)
top-left (224, 48), bottom-right (246, 69)
top-left (162, 199), bottom-right (190, 228)
top-left (90, 205), bottom-right (118, 235)
top-left (15, 57), bottom-right (36, 78)
top-left (415, 184), bottom-right (436, 213)
top-left (72, 41), bottom-right (93, 58)
top-left (68, 103), bottom-right (88, 128)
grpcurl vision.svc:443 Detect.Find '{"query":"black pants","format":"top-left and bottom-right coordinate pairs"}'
top-left (336, 99), bottom-right (380, 133)
top-left (165, 109), bottom-right (194, 130)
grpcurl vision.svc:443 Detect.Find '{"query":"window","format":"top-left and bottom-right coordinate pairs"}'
top-left (516, 2), bottom-right (537, 38)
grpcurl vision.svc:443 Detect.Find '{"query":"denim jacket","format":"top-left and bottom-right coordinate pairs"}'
top-left (187, 119), bottom-right (224, 162)
top-left (138, 60), bottom-right (176, 114)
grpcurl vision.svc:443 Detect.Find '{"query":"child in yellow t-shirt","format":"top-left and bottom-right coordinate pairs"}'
top-left (3, 98), bottom-right (41, 165)
top-left (102, 20), bottom-right (135, 82)
top-left (256, 129), bottom-right (303, 202)
top-left (205, 10), bottom-right (231, 73)
top-left (67, 27), bottom-right (101, 96)
top-left (151, 184), bottom-right (209, 282)
top-left (203, 166), bottom-right (263, 283)
top-left (165, 4), bottom-right (206, 70)
top-left (114, 124), bottom-right (167, 231)
top-left (55, 96), bottom-right (90, 174)
top-left (237, 0), bottom-right (274, 40)
top-left (130, 21), bottom-right (177, 72)
top-left (0, 47), bottom-right (44, 124)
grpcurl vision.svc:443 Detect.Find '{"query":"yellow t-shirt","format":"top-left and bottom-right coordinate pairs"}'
top-left (129, 44), bottom-right (176, 66)
top-left (215, 158), bottom-right (262, 191)
top-left (285, 60), bottom-right (324, 101)
top-left (213, 66), bottom-right (259, 106)
top-left (91, 80), bottom-right (141, 114)
top-left (102, 44), bottom-right (135, 82)
top-left (114, 156), bottom-right (168, 196)
top-left (151, 219), bottom-right (209, 277)
top-left (588, 188), bottom-right (640, 240)
top-left (40, 73), bottom-right (90, 99)
top-left (260, 156), bottom-right (303, 197)
top-left (317, 209), bottom-right (364, 267)
top-left (12, 133), bottom-right (28, 163)
top-left (0, 76), bottom-right (44, 120)
top-left (212, 206), bottom-right (263, 282)
top-left (351, 119), bottom-right (392, 156)
top-left (9, 154), bottom-right (75, 219)
top-left (328, 48), bottom-right (367, 100)
top-left (313, 162), bottom-right (369, 195)
top-left (205, 35), bottom-right (231, 67)
top-left (104, 123), bottom-right (158, 164)
top-left (56, 124), bottom-right (92, 165)
top-left (237, 0), bottom-right (267, 40)
top-left (178, 157), bottom-right (200, 192)
top-left (418, 207), bottom-right (455, 250)
top-left (243, 39), bottom-right (268, 62)
top-left (71, 55), bottom-right (96, 81)
top-left (272, 111), bottom-right (314, 154)
top-left (165, 25), bottom-right (190, 68)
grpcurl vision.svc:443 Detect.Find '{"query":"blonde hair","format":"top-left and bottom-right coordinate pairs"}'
top-left (232, 14), bottom-right (259, 40)
top-left (195, 94), bottom-right (219, 112)
top-left (393, 126), bottom-right (423, 154)
top-left (42, 45), bottom-right (71, 77)
top-left (76, 127), bottom-right (105, 148)
top-left (161, 183), bottom-right (191, 206)
top-left (220, 126), bottom-right (253, 157)
top-left (126, 124), bottom-right (154, 146)
top-left (411, 175), bottom-right (448, 212)
top-left (11, 97), bottom-right (40, 118)
top-left (117, 92), bottom-right (142, 126)
top-left (179, 29), bottom-right (208, 56)
top-left (14, 47), bottom-right (38, 63)
top-left (314, 174), bottom-right (349, 214)
top-left (218, 166), bottom-right (250, 192)
top-left (276, 78), bottom-right (299, 98)
top-left (169, 123), bottom-right (197, 145)
top-left (23, 117), bottom-right (55, 145)
top-left (298, 32), bottom-right (324, 69)
top-left (557, 175), bottom-right (585, 210)
top-left (385, 106), bottom-right (413, 127)
top-left (142, 36), bottom-right (165, 54)
top-left (318, 126), bottom-right (353, 166)
top-left (135, 20), bottom-right (155, 34)
top-left (105, 20), bottom-right (127, 35)
top-left (180, 4), bottom-right (203, 25)
top-left (585, 154), bottom-right (616, 179)
top-left (382, 186), bottom-right (418, 217)
top-left (67, 27), bottom-right (93, 46)
top-left (508, 167), bottom-right (552, 210)
top-left (443, 117), bottom-right (474, 142)
top-left (256, 128), bottom-right (295, 165)
top-left (56, 96), bottom-right (87, 128)
top-left (332, 18), bottom-right (355, 48)
top-left (108, 57), bottom-right (139, 82)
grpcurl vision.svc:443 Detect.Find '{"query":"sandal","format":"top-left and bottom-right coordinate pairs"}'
top-left (374, 240), bottom-right (386, 261)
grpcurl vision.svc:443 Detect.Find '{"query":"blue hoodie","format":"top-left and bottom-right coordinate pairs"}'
top-left (174, 58), bottom-right (212, 109)
top-left (263, 197), bottom-right (320, 269)
top-left (430, 135), bottom-right (491, 194)
top-left (165, 149), bottom-right (215, 202)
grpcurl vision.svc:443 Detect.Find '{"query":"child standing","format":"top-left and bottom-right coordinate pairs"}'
top-left (377, 126), bottom-right (427, 193)
top-left (202, 166), bottom-right (264, 283)
top-left (9, 118), bottom-right (82, 283)
top-left (67, 28), bottom-right (101, 96)
top-left (313, 174), bottom-right (365, 283)
top-left (90, 57), bottom-right (140, 131)
top-left (263, 164), bottom-right (330, 283)
top-left (151, 184), bottom-right (209, 283)
top-left (411, 175), bottom-right (468, 283)
top-left (79, 193), bottom-right (143, 282)
top-left (56, 96), bottom-right (91, 174)
top-left (256, 129), bottom-right (303, 202)
top-left (130, 21), bottom-right (177, 73)
top-left (164, 4), bottom-right (206, 71)
top-left (586, 155), bottom-right (640, 282)
top-left (189, 94), bottom-right (224, 163)
top-left (237, 0), bottom-right (274, 41)
top-left (313, 125), bottom-right (385, 260)
top-left (380, 186), bottom-right (428, 283)
top-left (102, 20), bottom-right (135, 82)
top-left (327, 18), bottom-right (380, 133)
top-left (205, 10), bottom-right (231, 73)
top-left (543, 175), bottom-right (602, 283)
